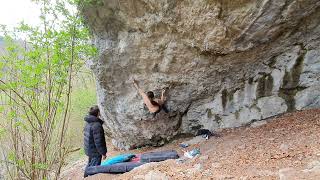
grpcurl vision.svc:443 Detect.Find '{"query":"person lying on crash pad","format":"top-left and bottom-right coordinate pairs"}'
top-left (132, 79), bottom-right (169, 117)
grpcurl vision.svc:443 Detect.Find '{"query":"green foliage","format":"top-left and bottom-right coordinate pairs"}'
top-left (68, 78), bottom-right (96, 143)
top-left (71, 82), bottom-right (97, 116)
top-left (74, 0), bottom-right (104, 7)
top-left (0, 0), bottom-right (97, 179)
top-left (7, 152), bottom-right (16, 162)
top-left (0, 128), bottom-right (5, 139)
top-left (32, 163), bottom-right (48, 170)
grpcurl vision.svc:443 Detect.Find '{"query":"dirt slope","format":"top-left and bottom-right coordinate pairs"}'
top-left (62, 109), bottom-right (320, 180)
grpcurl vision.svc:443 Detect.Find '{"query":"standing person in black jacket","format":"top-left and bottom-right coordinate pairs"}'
top-left (83, 105), bottom-right (107, 177)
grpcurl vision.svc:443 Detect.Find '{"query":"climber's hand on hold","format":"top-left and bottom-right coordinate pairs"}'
top-left (132, 78), bottom-right (138, 85)
top-left (161, 88), bottom-right (167, 102)
top-left (161, 88), bottom-right (166, 94)
top-left (132, 78), bottom-right (139, 89)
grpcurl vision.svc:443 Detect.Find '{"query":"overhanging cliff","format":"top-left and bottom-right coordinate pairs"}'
top-left (81, 0), bottom-right (320, 149)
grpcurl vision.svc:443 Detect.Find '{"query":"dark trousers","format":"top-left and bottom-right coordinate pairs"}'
top-left (152, 104), bottom-right (170, 118)
top-left (162, 104), bottom-right (169, 113)
top-left (84, 155), bottom-right (102, 177)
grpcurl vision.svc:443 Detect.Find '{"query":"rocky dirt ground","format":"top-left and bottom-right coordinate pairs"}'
top-left (61, 109), bottom-right (320, 180)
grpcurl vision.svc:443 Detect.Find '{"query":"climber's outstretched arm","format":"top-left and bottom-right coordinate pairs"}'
top-left (133, 79), bottom-right (146, 97)
top-left (159, 89), bottom-right (166, 105)
top-left (132, 79), bottom-right (154, 110)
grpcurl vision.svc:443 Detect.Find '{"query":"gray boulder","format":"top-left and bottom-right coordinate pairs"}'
top-left (81, 0), bottom-right (320, 149)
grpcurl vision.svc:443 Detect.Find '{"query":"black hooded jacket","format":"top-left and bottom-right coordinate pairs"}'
top-left (84, 115), bottom-right (107, 157)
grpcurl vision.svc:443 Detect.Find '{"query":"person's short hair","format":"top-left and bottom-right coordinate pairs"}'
top-left (147, 91), bottom-right (154, 99)
top-left (89, 105), bottom-right (100, 116)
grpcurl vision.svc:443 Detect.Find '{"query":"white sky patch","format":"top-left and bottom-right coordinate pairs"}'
top-left (0, 0), bottom-right (41, 30)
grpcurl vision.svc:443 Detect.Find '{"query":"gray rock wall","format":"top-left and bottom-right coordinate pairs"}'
top-left (81, 0), bottom-right (320, 149)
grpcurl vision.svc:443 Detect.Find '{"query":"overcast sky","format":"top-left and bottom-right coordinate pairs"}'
top-left (0, 0), bottom-right (41, 30)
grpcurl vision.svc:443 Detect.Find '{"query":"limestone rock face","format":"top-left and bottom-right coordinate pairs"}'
top-left (81, 0), bottom-right (320, 149)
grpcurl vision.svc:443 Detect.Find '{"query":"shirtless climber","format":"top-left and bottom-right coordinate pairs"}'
top-left (132, 79), bottom-right (169, 117)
